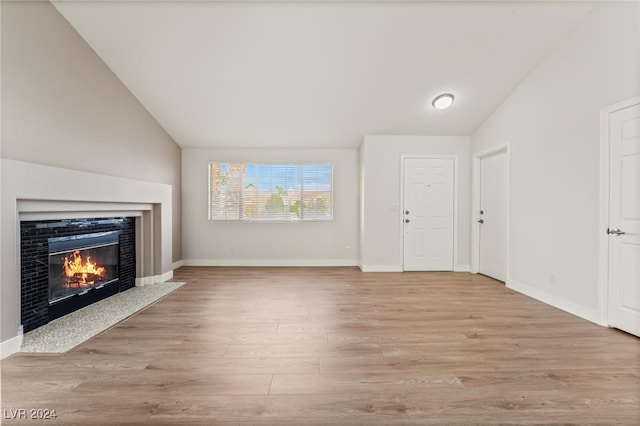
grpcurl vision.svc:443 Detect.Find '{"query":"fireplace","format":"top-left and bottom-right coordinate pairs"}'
top-left (20, 217), bottom-right (136, 332)
top-left (48, 231), bottom-right (120, 304)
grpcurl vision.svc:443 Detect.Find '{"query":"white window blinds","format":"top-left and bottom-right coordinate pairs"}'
top-left (209, 163), bottom-right (333, 222)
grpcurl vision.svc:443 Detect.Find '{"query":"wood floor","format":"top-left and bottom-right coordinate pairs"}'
top-left (2, 267), bottom-right (639, 425)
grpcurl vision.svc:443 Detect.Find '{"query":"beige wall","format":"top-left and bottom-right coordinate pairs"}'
top-left (1, 0), bottom-right (182, 261)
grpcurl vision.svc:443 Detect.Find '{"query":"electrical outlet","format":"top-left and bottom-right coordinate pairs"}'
top-left (548, 272), bottom-right (557, 286)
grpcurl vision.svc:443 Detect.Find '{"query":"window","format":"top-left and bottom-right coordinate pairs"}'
top-left (209, 163), bottom-right (333, 222)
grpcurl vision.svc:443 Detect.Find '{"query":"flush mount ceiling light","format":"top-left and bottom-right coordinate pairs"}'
top-left (432, 93), bottom-right (455, 110)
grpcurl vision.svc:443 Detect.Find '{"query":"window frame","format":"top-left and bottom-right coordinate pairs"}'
top-left (208, 161), bottom-right (334, 223)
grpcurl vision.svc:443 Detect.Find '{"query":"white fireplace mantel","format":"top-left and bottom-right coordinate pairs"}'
top-left (1, 158), bottom-right (174, 357)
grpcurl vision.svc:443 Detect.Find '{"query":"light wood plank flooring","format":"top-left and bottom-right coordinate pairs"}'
top-left (2, 267), bottom-right (639, 424)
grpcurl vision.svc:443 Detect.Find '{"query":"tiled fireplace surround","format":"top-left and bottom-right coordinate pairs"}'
top-left (20, 217), bottom-right (137, 332)
top-left (1, 159), bottom-right (174, 357)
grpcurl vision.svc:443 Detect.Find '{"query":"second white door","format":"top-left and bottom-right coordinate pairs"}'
top-left (607, 102), bottom-right (640, 337)
top-left (403, 158), bottom-right (454, 271)
top-left (479, 150), bottom-right (508, 282)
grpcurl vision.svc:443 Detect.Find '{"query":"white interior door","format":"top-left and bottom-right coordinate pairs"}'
top-left (608, 103), bottom-right (640, 337)
top-left (403, 158), bottom-right (454, 271)
top-left (478, 151), bottom-right (508, 282)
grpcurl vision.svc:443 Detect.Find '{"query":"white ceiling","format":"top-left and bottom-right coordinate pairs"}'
top-left (52, 1), bottom-right (598, 149)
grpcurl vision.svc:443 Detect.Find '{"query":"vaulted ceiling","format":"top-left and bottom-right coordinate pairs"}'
top-left (52, 1), bottom-right (598, 149)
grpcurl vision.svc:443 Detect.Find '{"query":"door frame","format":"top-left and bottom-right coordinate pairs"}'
top-left (471, 143), bottom-right (510, 278)
top-left (598, 96), bottom-right (640, 327)
top-left (400, 155), bottom-right (459, 271)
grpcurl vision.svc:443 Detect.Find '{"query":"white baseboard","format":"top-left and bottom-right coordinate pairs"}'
top-left (359, 264), bottom-right (403, 272)
top-left (157, 261), bottom-right (467, 273)
top-left (135, 270), bottom-right (174, 287)
top-left (183, 259), bottom-right (359, 267)
top-left (1, 328), bottom-right (23, 359)
top-left (359, 265), bottom-right (469, 273)
top-left (507, 278), bottom-right (603, 326)
top-left (159, 270), bottom-right (174, 282)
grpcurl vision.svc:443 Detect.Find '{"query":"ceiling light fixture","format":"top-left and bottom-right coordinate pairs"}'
top-left (432, 93), bottom-right (455, 110)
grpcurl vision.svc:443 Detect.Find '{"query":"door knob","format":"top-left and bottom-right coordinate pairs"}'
top-left (607, 228), bottom-right (626, 236)
top-left (477, 219), bottom-right (484, 224)
top-left (405, 210), bottom-right (409, 215)
top-left (405, 219), bottom-right (410, 223)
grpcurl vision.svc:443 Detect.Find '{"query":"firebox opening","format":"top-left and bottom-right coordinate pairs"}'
top-left (48, 231), bottom-right (120, 304)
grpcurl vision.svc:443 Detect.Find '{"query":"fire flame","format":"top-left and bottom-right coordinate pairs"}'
top-left (63, 250), bottom-right (106, 284)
